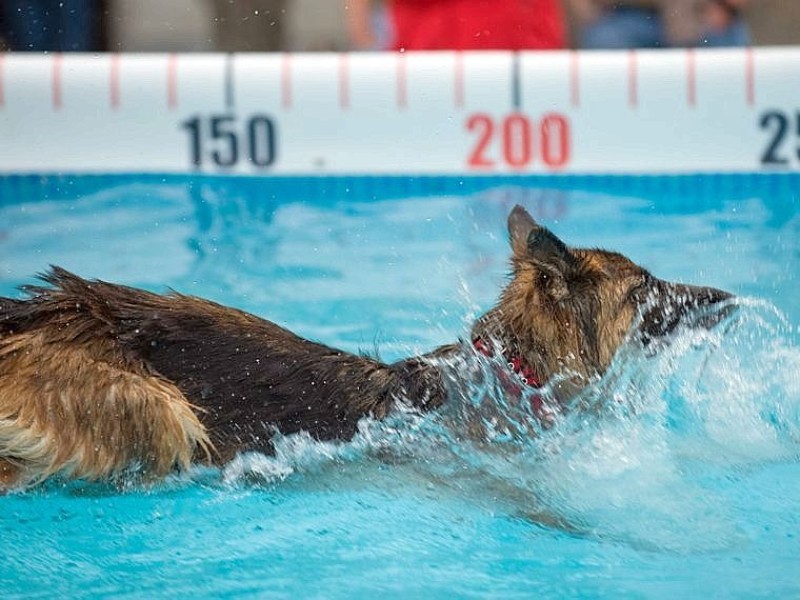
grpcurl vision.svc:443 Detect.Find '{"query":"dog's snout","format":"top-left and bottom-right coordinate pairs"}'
top-left (636, 281), bottom-right (736, 344)
top-left (689, 285), bottom-right (734, 308)
top-left (662, 283), bottom-right (735, 312)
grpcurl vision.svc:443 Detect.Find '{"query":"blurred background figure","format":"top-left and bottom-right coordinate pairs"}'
top-left (346, 0), bottom-right (567, 51)
top-left (568, 0), bottom-right (750, 49)
top-left (0, 0), bottom-right (103, 51)
top-left (345, 0), bottom-right (392, 50)
top-left (214, 0), bottom-right (286, 52)
top-left (0, 0), bottom-right (795, 53)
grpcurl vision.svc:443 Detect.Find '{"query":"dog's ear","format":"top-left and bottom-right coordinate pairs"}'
top-left (508, 205), bottom-right (573, 270)
top-left (528, 227), bottom-right (575, 300)
top-left (527, 227), bottom-right (573, 271)
top-left (508, 205), bottom-right (538, 257)
top-left (508, 206), bottom-right (575, 301)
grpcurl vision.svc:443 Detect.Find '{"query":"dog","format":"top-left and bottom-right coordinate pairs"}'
top-left (0, 205), bottom-right (733, 489)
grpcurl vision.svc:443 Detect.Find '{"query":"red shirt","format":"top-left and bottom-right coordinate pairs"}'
top-left (390, 0), bottom-right (566, 51)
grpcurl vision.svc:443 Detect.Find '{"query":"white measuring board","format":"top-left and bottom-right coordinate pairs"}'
top-left (0, 48), bottom-right (799, 175)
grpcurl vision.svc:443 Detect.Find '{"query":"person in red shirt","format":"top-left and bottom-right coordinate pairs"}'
top-left (345, 0), bottom-right (567, 51)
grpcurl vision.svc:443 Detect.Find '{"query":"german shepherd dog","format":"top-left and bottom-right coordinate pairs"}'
top-left (0, 206), bottom-right (733, 489)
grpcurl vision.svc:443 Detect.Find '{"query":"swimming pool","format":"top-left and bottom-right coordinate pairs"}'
top-left (1, 172), bottom-right (798, 597)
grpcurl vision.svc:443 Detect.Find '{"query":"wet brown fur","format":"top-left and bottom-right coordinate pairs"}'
top-left (0, 206), bottom-right (731, 489)
top-left (476, 247), bottom-right (646, 386)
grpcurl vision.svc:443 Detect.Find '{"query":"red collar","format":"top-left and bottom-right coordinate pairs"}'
top-left (472, 337), bottom-right (542, 388)
top-left (472, 337), bottom-right (553, 424)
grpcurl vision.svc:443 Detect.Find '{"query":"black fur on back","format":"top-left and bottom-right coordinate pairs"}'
top-left (0, 267), bottom-right (454, 461)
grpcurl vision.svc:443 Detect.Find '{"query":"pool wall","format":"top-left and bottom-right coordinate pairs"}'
top-left (1, 48), bottom-right (799, 176)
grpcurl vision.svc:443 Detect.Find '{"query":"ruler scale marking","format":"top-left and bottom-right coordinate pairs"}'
top-left (167, 53), bottom-right (178, 110)
top-left (52, 53), bottom-right (63, 110)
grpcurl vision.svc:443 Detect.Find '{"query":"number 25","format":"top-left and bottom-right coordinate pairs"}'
top-left (760, 110), bottom-right (800, 166)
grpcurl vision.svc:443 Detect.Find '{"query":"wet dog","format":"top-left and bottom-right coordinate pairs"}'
top-left (0, 206), bottom-right (732, 489)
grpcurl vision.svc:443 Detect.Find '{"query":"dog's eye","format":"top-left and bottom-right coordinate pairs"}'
top-left (538, 271), bottom-right (552, 287)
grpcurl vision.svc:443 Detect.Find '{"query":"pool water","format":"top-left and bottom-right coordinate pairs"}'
top-left (1, 174), bottom-right (799, 598)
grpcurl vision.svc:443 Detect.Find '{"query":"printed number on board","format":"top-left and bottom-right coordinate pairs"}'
top-left (181, 114), bottom-right (277, 170)
top-left (759, 110), bottom-right (800, 166)
top-left (466, 113), bottom-right (571, 171)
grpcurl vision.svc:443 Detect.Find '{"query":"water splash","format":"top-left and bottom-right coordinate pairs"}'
top-left (218, 299), bottom-right (800, 552)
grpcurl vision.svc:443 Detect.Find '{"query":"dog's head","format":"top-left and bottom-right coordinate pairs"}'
top-left (472, 205), bottom-right (734, 387)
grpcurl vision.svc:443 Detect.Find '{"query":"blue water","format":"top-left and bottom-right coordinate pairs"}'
top-left (1, 174), bottom-right (799, 598)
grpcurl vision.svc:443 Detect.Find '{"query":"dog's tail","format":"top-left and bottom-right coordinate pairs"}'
top-left (1, 266), bottom-right (112, 335)
top-left (0, 296), bottom-right (26, 337)
top-left (0, 266), bottom-right (214, 488)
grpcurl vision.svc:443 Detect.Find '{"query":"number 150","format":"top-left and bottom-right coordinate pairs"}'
top-left (181, 114), bottom-right (277, 169)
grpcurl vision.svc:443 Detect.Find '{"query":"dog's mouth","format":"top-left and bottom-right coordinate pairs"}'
top-left (635, 282), bottom-right (737, 347)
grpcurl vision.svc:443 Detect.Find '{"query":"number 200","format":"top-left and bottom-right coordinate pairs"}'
top-left (466, 112), bottom-right (571, 170)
